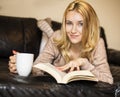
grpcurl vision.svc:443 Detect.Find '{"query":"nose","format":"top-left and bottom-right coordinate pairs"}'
top-left (71, 25), bottom-right (77, 34)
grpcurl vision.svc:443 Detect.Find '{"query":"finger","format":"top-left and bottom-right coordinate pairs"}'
top-left (76, 66), bottom-right (80, 71)
top-left (55, 66), bottom-right (62, 70)
top-left (9, 55), bottom-right (16, 60)
top-left (9, 58), bottom-right (16, 63)
top-left (9, 56), bottom-right (13, 60)
top-left (9, 66), bottom-right (17, 73)
top-left (8, 59), bottom-right (16, 65)
top-left (69, 62), bottom-right (75, 72)
top-left (57, 64), bottom-right (69, 71)
top-left (56, 66), bottom-right (66, 71)
top-left (69, 66), bottom-right (74, 72)
top-left (8, 60), bottom-right (16, 67)
top-left (9, 63), bottom-right (16, 69)
top-left (9, 54), bottom-right (16, 64)
top-left (10, 69), bottom-right (17, 73)
top-left (8, 65), bottom-right (16, 72)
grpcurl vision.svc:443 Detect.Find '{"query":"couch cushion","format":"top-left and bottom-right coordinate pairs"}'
top-left (108, 49), bottom-right (120, 66)
top-left (0, 15), bottom-right (42, 59)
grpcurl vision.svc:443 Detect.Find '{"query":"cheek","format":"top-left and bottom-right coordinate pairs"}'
top-left (66, 25), bottom-right (72, 32)
top-left (77, 26), bottom-right (83, 33)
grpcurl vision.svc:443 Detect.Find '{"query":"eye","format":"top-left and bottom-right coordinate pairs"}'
top-left (66, 20), bottom-right (72, 25)
top-left (78, 22), bottom-right (83, 26)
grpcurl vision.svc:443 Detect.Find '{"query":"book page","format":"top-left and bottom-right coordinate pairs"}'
top-left (33, 63), bottom-right (66, 83)
top-left (62, 70), bottom-right (98, 84)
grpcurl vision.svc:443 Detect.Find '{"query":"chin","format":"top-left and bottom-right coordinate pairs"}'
top-left (71, 41), bottom-right (81, 45)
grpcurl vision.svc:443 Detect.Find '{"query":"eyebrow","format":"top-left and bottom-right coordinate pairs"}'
top-left (66, 20), bottom-right (83, 22)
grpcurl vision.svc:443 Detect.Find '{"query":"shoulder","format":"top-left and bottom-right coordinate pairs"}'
top-left (92, 38), bottom-right (106, 53)
top-left (93, 38), bottom-right (106, 54)
top-left (97, 38), bottom-right (105, 47)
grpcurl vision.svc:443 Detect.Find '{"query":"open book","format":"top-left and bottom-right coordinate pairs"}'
top-left (33, 63), bottom-right (98, 84)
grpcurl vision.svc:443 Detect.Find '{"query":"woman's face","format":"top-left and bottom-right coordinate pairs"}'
top-left (65, 10), bottom-right (83, 45)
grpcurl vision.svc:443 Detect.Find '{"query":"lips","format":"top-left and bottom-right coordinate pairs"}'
top-left (70, 35), bottom-right (79, 38)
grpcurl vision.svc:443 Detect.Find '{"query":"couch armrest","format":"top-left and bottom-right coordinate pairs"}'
top-left (108, 49), bottom-right (120, 66)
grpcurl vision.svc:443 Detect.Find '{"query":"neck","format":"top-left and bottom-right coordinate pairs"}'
top-left (69, 44), bottom-right (81, 60)
top-left (70, 43), bottom-right (81, 52)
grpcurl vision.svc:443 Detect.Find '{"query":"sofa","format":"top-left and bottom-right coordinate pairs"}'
top-left (0, 15), bottom-right (120, 97)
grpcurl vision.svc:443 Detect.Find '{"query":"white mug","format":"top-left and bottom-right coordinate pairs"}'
top-left (16, 53), bottom-right (34, 77)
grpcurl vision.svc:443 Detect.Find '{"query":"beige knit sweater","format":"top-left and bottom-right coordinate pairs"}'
top-left (33, 30), bottom-right (113, 84)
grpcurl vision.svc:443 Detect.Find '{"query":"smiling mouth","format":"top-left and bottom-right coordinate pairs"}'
top-left (70, 35), bottom-right (79, 38)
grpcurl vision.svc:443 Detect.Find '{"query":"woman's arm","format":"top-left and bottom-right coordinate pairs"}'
top-left (81, 38), bottom-right (113, 84)
top-left (32, 31), bottom-right (60, 75)
top-left (57, 38), bottom-right (113, 84)
top-left (33, 33), bottom-right (59, 65)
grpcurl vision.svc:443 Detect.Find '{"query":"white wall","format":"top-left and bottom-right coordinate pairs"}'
top-left (0, 0), bottom-right (120, 50)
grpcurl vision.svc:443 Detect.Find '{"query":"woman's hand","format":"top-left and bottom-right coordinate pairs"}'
top-left (56, 58), bottom-right (88, 72)
top-left (8, 50), bottom-right (18, 73)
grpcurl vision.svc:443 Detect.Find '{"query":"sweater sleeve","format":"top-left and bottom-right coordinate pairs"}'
top-left (32, 31), bottom-right (60, 75)
top-left (81, 38), bottom-right (113, 84)
top-left (33, 39), bottom-right (57, 65)
top-left (33, 30), bottom-right (60, 65)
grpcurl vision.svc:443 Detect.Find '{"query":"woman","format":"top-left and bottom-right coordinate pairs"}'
top-left (9, 0), bottom-right (113, 84)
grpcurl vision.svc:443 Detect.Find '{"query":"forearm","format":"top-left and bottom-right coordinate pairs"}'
top-left (91, 67), bottom-right (113, 84)
top-left (81, 61), bottom-right (113, 84)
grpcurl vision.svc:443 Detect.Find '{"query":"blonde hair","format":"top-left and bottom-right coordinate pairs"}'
top-left (54, 0), bottom-right (100, 63)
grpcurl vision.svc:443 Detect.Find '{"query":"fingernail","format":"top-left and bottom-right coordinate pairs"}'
top-left (12, 50), bottom-right (17, 54)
